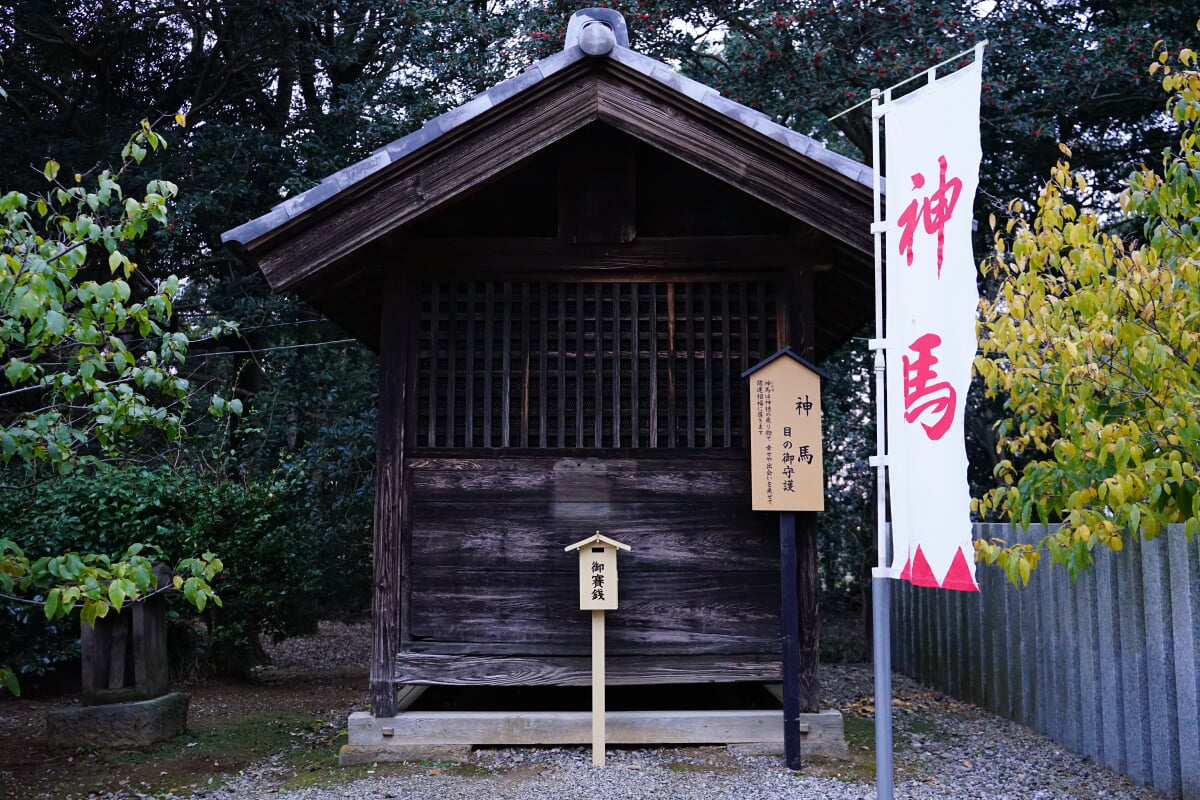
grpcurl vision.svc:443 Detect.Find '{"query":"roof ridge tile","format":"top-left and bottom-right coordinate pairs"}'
top-left (220, 10), bottom-right (873, 250)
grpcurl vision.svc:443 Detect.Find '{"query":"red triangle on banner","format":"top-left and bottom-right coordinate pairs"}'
top-left (940, 546), bottom-right (980, 592)
top-left (899, 555), bottom-right (912, 582)
top-left (906, 545), bottom-right (940, 588)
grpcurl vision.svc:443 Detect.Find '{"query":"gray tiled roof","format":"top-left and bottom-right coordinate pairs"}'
top-left (221, 8), bottom-right (872, 248)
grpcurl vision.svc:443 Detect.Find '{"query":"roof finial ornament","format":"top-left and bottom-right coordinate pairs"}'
top-left (565, 8), bottom-right (629, 55)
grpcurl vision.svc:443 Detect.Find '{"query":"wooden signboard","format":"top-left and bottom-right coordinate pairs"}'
top-left (566, 532), bottom-right (629, 610)
top-left (565, 532), bottom-right (631, 766)
top-left (743, 348), bottom-right (825, 511)
top-left (742, 347), bottom-right (827, 770)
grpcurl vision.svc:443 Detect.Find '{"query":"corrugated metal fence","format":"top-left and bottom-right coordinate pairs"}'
top-left (891, 523), bottom-right (1200, 799)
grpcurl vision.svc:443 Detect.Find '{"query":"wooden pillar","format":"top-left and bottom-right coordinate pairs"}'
top-left (782, 262), bottom-right (820, 713)
top-left (779, 510), bottom-right (802, 768)
top-left (131, 563), bottom-right (172, 699)
top-left (592, 609), bottom-right (606, 766)
top-left (557, 125), bottom-right (636, 245)
top-left (370, 273), bottom-right (417, 717)
top-left (797, 509), bottom-right (819, 712)
top-left (80, 562), bottom-right (173, 706)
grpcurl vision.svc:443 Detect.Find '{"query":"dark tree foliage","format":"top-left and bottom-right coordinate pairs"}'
top-left (0, 460), bottom-right (373, 683)
top-left (635, 2), bottom-right (1195, 214)
top-left (4, 0), bottom-right (1191, 354)
top-left (814, 332), bottom-right (875, 618)
top-left (1, 0), bottom-right (1192, 669)
top-left (0, 0), bottom-right (464, 671)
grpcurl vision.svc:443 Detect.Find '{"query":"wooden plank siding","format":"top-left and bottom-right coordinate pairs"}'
top-left (396, 277), bottom-right (792, 686)
top-left (408, 569), bottom-right (779, 652)
top-left (410, 502), bottom-right (775, 569)
top-left (399, 455), bottom-right (782, 681)
top-left (393, 653), bottom-right (781, 686)
top-left (377, 291), bottom-right (809, 698)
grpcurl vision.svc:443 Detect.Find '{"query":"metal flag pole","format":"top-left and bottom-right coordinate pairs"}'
top-left (829, 43), bottom-right (988, 123)
top-left (867, 84), bottom-right (896, 800)
top-left (845, 40), bottom-right (987, 800)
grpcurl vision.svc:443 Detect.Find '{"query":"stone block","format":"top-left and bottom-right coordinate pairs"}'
top-left (342, 708), bottom-right (847, 763)
top-left (46, 692), bottom-right (189, 750)
top-left (726, 711), bottom-right (848, 759)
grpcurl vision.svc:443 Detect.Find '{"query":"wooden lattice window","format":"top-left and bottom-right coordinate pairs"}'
top-left (415, 281), bottom-right (779, 450)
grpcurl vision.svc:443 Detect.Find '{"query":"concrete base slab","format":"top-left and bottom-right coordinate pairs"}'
top-left (341, 708), bottom-right (846, 764)
top-left (46, 692), bottom-right (189, 750)
top-left (339, 744), bottom-right (473, 765)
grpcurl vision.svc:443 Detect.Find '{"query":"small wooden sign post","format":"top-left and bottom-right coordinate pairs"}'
top-left (742, 347), bottom-right (826, 771)
top-left (565, 532), bottom-right (631, 767)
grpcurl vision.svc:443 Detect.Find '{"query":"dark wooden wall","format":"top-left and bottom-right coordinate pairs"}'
top-left (366, 125), bottom-right (831, 709)
top-left (400, 456), bottom-right (780, 683)
top-left (394, 276), bottom-right (789, 687)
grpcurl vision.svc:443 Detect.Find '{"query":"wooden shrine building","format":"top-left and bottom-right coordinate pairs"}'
top-left (223, 9), bottom-right (874, 722)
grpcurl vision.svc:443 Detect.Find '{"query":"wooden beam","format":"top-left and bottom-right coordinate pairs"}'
top-left (558, 125), bottom-right (636, 244)
top-left (393, 653), bottom-right (782, 685)
top-left (346, 709), bottom-right (847, 752)
top-left (407, 454), bottom-right (753, 502)
top-left (391, 235), bottom-right (804, 277)
top-left (403, 640), bottom-right (777, 656)
top-left (255, 74), bottom-right (601, 291)
top-left (780, 266), bottom-right (821, 715)
top-left (369, 273), bottom-right (417, 717)
top-left (595, 75), bottom-right (873, 257)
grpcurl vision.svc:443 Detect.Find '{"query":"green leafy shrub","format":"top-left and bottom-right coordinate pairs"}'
top-left (0, 456), bottom-right (372, 683)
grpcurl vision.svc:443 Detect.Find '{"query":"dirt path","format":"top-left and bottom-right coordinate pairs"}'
top-left (0, 622), bottom-right (1159, 800)
top-left (0, 621), bottom-right (882, 799)
top-left (0, 624), bottom-right (369, 799)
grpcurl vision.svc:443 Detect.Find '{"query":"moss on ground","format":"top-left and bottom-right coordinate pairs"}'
top-left (280, 751), bottom-right (494, 790)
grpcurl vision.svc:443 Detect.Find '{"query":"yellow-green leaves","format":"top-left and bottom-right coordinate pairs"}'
top-left (976, 49), bottom-right (1200, 585)
top-left (0, 122), bottom-right (237, 476)
top-left (0, 540), bottom-right (224, 694)
top-left (9, 547), bottom-right (223, 626)
top-left (0, 667), bottom-right (17, 696)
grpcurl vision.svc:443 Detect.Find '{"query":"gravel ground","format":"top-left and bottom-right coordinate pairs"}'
top-left (196, 719), bottom-right (1163, 800)
top-left (181, 624), bottom-right (1164, 800)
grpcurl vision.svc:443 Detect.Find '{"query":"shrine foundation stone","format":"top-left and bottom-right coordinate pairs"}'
top-left (46, 691), bottom-right (189, 750)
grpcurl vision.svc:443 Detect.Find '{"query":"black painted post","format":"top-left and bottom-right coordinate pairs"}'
top-left (780, 509), bottom-right (802, 770)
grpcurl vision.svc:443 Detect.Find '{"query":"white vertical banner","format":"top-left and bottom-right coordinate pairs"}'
top-left (883, 60), bottom-right (982, 592)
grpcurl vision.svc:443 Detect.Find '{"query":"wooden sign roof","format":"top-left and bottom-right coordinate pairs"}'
top-left (564, 532), bottom-right (632, 553)
top-left (221, 8), bottom-right (877, 358)
top-left (741, 346), bottom-right (830, 381)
